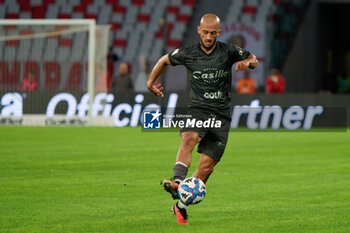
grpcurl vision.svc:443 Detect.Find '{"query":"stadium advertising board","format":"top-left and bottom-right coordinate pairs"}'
top-left (0, 91), bottom-right (347, 130)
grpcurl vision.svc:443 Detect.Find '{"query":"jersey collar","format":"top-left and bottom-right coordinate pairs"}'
top-left (198, 41), bottom-right (219, 56)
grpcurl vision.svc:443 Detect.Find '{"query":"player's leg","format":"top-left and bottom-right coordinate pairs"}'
top-left (181, 135), bottom-right (223, 224)
top-left (162, 131), bottom-right (201, 199)
top-left (170, 131), bottom-right (209, 225)
top-left (165, 131), bottom-right (202, 225)
top-left (193, 116), bottom-right (230, 184)
top-left (174, 131), bottom-right (201, 179)
top-left (192, 153), bottom-right (219, 184)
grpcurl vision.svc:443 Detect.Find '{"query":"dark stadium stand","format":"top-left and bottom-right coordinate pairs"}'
top-left (270, 0), bottom-right (310, 69)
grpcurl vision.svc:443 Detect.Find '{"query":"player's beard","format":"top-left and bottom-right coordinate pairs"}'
top-left (200, 38), bottom-right (216, 51)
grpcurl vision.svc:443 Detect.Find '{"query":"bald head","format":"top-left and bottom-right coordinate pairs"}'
top-left (200, 14), bottom-right (220, 27)
top-left (119, 63), bottom-right (128, 74)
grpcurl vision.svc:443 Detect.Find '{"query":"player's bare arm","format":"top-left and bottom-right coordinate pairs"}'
top-left (235, 53), bottom-right (259, 72)
top-left (147, 54), bottom-right (171, 97)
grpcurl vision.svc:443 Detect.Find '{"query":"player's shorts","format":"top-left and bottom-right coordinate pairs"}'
top-left (179, 107), bottom-right (231, 162)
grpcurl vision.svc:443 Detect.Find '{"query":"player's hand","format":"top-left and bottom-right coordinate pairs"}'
top-left (147, 81), bottom-right (164, 97)
top-left (235, 60), bottom-right (249, 72)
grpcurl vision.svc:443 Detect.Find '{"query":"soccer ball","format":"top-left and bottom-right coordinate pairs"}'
top-left (177, 177), bottom-right (206, 205)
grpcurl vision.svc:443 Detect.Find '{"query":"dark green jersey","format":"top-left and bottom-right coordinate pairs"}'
top-left (168, 41), bottom-right (250, 113)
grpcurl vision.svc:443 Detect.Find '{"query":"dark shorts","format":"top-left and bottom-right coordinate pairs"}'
top-left (179, 107), bottom-right (231, 161)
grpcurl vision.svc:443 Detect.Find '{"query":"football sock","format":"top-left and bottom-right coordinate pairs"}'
top-left (177, 200), bottom-right (188, 210)
top-left (173, 162), bottom-right (188, 184)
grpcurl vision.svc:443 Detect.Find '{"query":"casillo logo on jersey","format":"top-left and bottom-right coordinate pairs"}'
top-left (192, 69), bottom-right (228, 80)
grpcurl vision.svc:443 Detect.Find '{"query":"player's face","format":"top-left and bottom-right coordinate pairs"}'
top-left (197, 24), bottom-right (220, 50)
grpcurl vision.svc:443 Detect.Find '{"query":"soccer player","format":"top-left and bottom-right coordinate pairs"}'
top-left (147, 14), bottom-right (258, 224)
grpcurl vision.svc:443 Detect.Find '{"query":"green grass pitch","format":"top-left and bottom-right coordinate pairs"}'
top-left (0, 127), bottom-right (349, 233)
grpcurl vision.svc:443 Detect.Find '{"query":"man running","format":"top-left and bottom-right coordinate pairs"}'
top-left (147, 14), bottom-right (258, 225)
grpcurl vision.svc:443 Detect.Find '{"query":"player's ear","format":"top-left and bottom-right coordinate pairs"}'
top-left (217, 29), bottom-right (221, 37)
top-left (197, 26), bottom-right (201, 35)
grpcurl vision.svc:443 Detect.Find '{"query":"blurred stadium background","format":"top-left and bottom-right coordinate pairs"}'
top-left (1, 1), bottom-right (350, 233)
top-left (0, 0), bottom-right (349, 127)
